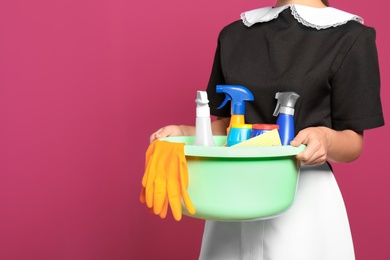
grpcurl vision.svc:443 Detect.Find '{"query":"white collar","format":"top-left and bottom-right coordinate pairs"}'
top-left (241, 4), bottom-right (363, 30)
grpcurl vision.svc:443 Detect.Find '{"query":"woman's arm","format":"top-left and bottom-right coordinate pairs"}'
top-left (290, 126), bottom-right (363, 165)
top-left (149, 117), bottom-right (230, 142)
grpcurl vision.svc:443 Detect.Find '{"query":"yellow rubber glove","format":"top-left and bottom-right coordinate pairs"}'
top-left (140, 140), bottom-right (196, 221)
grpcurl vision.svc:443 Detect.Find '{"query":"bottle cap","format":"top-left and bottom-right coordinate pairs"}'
top-left (252, 124), bottom-right (279, 130)
top-left (195, 91), bottom-right (210, 117)
top-left (231, 124), bottom-right (252, 129)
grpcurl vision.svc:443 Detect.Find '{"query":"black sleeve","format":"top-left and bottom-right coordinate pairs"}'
top-left (331, 27), bottom-right (384, 131)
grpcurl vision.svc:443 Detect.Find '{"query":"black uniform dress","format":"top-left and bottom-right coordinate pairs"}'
top-left (200, 5), bottom-right (384, 260)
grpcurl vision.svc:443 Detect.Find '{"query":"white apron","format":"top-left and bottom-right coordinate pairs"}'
top-left (199, 163), bottom-right (355, 260)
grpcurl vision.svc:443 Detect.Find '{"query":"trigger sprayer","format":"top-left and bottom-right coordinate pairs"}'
top-left (273, 92), bottom-right (300, 146)
top-left (194, 91), bottom-right (215, 146)
top-left (216, 85), bottom-right (254, 134)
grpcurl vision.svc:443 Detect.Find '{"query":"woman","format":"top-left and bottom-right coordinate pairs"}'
top-left (150, 0), bottom-right (384, 259)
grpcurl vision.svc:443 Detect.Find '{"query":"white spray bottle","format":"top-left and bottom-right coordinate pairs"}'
top-left (193, 91), bottom-right (215, 146)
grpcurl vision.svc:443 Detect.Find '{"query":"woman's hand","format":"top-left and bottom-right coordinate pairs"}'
top-left (149, 118), bottom-right (230, 143)
top-left (290, 127), bottom-right (330, 165)
top-left (149, 125), bottom-right (195, 143)
top-left (290, 126), bottom-right (363, 166)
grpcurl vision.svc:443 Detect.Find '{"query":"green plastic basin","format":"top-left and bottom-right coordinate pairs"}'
top-left (162, 136), bottom-right (305, 221)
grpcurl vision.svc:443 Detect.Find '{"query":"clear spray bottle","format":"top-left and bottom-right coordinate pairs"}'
top-left (193, 91), bottom-right (215, 146)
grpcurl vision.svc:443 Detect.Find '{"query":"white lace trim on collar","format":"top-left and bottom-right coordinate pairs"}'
top-left (241, 4), bottom-right (364, 30)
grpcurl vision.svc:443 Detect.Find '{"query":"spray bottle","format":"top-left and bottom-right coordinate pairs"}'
top-left (273, 92), bottom-right (300, 146)
top-left (193, 91), bottom-right (215, 146)
top-left (216, 85), bottom-right (254, 135)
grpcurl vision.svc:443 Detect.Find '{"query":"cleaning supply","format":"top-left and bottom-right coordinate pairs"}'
top-left (273, 92), bottom-right (300, 145)
top-left (193, 91), bottom-right (215, 146)
top-left (216, 85), bottom-right (254, 135)
top-left (140, 140), bottom-right (196, 221)
top-left (226, 124), bottom-right (252, 146)
top-left (231, 129), bottom-right (282, 147)
top-left (250, 124), bottom-right (279, 138)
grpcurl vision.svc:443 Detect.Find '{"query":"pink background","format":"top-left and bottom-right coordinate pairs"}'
top-left (0, 0), bottom-right (388, 259)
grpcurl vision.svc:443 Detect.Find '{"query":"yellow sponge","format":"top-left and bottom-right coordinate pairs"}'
top-left (231, 129), bottom-right (282, 147)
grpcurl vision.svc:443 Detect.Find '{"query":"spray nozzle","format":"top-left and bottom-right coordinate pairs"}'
top-left (216, 85), bottom-right (254, 115)
top-left (195, 91), bottom-right (209, 105)
top-left (273, 92), bottom-right (300, 116)
top-left (195, 91), bottom-right (210, 118)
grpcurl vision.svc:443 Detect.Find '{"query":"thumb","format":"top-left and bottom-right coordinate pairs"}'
top-left (290, 132), bottom-right (305, 146)
top-left (150, 128), bottom-right (165, 142)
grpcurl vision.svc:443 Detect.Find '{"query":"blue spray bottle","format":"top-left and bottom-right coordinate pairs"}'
top-left (273, 92), bottom-right (300, 146)
top-left (216, 85), bottom-right (254, 135)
